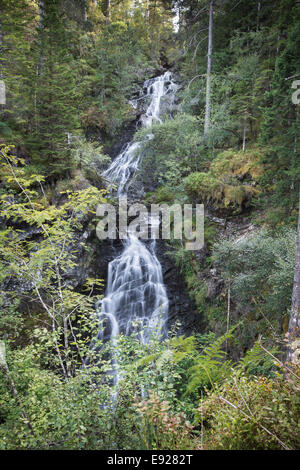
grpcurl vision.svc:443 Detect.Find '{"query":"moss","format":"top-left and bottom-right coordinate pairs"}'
top-left (212, 147), bottom-right (265, 180)
top-left (184, 147), bottom-right (264, 210)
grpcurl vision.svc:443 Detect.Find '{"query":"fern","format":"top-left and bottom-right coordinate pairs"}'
top-left (185, 333), bottom-right (233, 396)
top-left (239, 341), bottom-right (278, 377)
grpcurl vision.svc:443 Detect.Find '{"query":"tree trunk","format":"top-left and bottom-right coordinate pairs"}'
top-left (204, 1), bottom-right (213, 135)
top-left (226, 278), bottom-right (231, 354)
top-left (146, 0), bottom-right (150, 21)
top-left (0, 18), bottom-right (3, 79)
top-left (104, 0), bottom-right (110, 24)
top-left (287, 188), bottom-right (300, 362)
top-left (0, 19), bottom-right (5, 111)
top-left (242, 120), bottom-right (247, 152)
top-left (39, 0), bottom-right (44, 76)
top-left (257, 1), bottom-right (261, 31)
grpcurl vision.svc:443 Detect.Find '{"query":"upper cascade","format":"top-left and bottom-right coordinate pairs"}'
top-left (102, 71), bottom-right (178, 196)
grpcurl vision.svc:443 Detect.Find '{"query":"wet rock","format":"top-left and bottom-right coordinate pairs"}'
top-left (154, 239), bottom-right (202, 335)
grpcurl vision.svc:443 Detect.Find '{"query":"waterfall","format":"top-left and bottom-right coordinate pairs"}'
top-left (100, 235), bottom-right (169, 343)
top-left (103, 71), bottom-right (178, 195)
top-left (93, 72), bottom-right (178, 390)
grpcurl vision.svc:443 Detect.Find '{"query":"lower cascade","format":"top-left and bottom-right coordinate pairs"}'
top-left (100, 236), bottom-right (168, 344)
top-left (92, 72), bottom-right (177, 386)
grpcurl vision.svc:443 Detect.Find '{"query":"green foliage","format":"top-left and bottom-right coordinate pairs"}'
top-left (0, 345), bottom-right (113, 450)
top-left (258, 8), bottom-right (300, 211)
top-left (1, 0), bottom-right (300, 452)
top-left (0, 147), bottom-right (106, 371)
top-left (145, 186), bottom-right (177, 204)
top-left (179, 0), bottom-right (300, 218)
top-left (195, 368), bottom-right (300, 450)
top-left (210, 227), bottom-right (296, 356)
top-left (170, 222), bottom-right (217, 318)
top-left (0, 296), bottom-right (295, 450)
top-left (70, 136), bottom-right (111, 182)
top-left (239, 341), bottom-right (278, 378)
top-left (213, 227), bottom-right (296, 325)
top-left (184, 148), bottom-right (263, 211)
top-left (0, 0), bottom-right (176, 176)
top-left (134, 391), bottom-right (196, 450)
top-left (184, 333), bottom-right (232, 396)
top-left (136, 114), bottom-right (206, 188)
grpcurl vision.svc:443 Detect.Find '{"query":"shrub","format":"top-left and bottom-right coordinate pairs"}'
top-left (184, 147), bottom-right (264, 210)
top-left (195, 369), bottom-right (300, 450)
top-left (134, 391), bottom-right (197, 450)
top-left (136, 114), bottom-right (207, 188)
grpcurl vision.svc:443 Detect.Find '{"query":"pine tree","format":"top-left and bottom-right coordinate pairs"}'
top-left (259, 5), bottom-right (300, 212)
top-left (28, 0), bottom-right (80, 175)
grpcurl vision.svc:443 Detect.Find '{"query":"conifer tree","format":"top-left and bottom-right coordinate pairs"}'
top-left (28, 0), bottom-right (80, 175)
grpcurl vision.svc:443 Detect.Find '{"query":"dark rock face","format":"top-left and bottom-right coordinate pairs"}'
top-left (155, 240), bottom-right (201, 336)
top-left (63, 229), bottom-right (97, 289)
top-left (90, 238), bottom-right (123, 285)
top-left (104, 119), bottom-right (138, 162)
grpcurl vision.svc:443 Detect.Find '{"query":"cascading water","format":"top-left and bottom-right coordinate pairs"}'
top-left (93, 72), bottom-right (178, 390)
top-left (99, 235), bottom-right (169, 344)
top-left (102, 71), bottom-right (178, 195)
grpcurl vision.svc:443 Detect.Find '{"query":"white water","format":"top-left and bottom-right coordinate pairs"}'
top-left (100, 236), bottom-right (168, 340)
top-left (102, 71), bottom-right (178, 195)
top-left (94, 72), bottom-right (177, 389)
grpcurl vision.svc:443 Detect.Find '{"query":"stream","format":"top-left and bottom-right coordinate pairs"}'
top-left (92, 72), bottom-right (178, 387)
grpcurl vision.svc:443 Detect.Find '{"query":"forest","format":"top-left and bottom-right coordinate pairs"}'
top-left (0, 0), bottom-right (300, 452)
